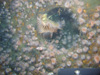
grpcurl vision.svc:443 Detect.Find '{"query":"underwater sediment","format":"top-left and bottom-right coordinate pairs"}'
top-left (0, 0), bottom-right (100, 75)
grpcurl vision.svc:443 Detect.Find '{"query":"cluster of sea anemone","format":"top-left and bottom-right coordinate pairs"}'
top-left (0, 0), bottom-right (100, 75)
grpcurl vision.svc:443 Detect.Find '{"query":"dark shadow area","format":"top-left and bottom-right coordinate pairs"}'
top-left (46, 7), bottom-right (80, 49)
top-left (0, 2), bottom-right (17, 74)
top-left (47, 7), bottom-right (79, 38)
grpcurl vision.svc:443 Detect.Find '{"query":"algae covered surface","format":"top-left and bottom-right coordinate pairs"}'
top-left (0, 0), bottom-right (100, 75)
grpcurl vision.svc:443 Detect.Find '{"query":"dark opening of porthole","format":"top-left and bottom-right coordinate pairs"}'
top-left (47, 7), bottom-right (79, 37)
top-left (38, 7), bottom-right (80, 49)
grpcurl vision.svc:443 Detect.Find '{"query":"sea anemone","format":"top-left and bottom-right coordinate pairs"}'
top-left (97, 29), bottom-right (100, 33)
top-left (45, 64), bottom-right (54, 70)
top-left (76, 48), bottom-right (82, 53)
top-left (77, 7), bottom-right (83, 14)
top-left (62, 56), bottom-right (66, 62)
top-left (37, 14), bottom-right (61, 38)
top-left (86, 55), bottom-right (91, 60)
top-left (88, 31), bottom-right (96, 38)
top-left (64, 1), bottom-right (71, 8)
top-left (68, 52), bottom-right (73, 57)
top-left (72, 53), bottom-right (78, 59)
top-left (90, 20), bottom-right (95, 27)
top-left (81, 39), bottom-right (88, 45)
top-left (60, 63), bottom-right (66, 67)
top-left (94, 54), bottom-right (100, 64)
top-left (39, 55), bottom-right (45, 60)
top-left (92, 47), bottom-right (98, 52)
top-left (49, 52), bottom-right (55, 57)
top-left (51, 58), bottom-right (56, 65)
top-left (96, 36), bottom-right (100, 45)
top-left (66, 61), bottom-right (72, 67)
top-left (5, 68), bottom-right (12, 73)
top-left (95, 20), bottom-right (100, 26)
top-left (81, 27), bottom-right (87, 33)
top-left (56, 50), bottom-right (62, 55)
top-left (94, 13), bottom-right (99, 18)
top-left (82, 46), bottom-right (89, 53)
top-left (76, 60), bottom-right (83, 67)
top-left (16, 40), bottom-right (21, 46)
top-left (96, 6), bottom-right (100, 11)
top-left (27, 25), bottom-right (32, 29)
top-left (48, 45), bottom-right (54, 50)
top-left (78, 17), bottom-right (85, 24)
top-left (81, 55), bottom-right (86, 60)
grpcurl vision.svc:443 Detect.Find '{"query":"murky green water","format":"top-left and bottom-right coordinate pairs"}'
top-left (0, 0), bottom-right (100, 75)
